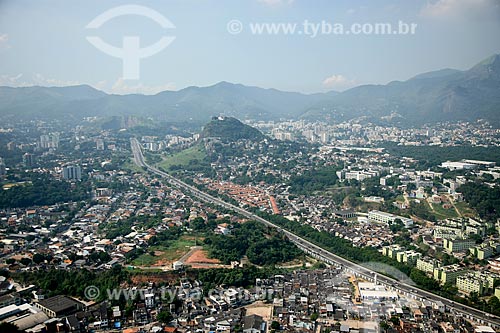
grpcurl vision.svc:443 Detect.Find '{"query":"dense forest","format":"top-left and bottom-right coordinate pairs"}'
top-left (203, 220), bottom-right (302, 265)
top-left (288, 165), bottom-right (342, 194)
top-left (195, 265), bottom-right (284, 291)
top-left (458, 182), bottom-right (500, 222)
top-left (13, 265), bottom-right (129, 301)
top-left (0, 174), bottom-right (89, 208)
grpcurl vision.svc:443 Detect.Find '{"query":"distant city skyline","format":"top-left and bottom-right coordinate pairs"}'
top-left (0, 0), bottom-right (499, 94)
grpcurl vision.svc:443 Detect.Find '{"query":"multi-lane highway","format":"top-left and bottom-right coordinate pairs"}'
top-left (130, 138), bottom-right (500, 329)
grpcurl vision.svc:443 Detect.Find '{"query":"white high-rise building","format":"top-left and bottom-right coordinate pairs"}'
top-left (40, 133), bottom-right (60, 149)
top-left (96, 139), bottom-right (105, 150)
top-left (23, 153), bottom-right (35, 167)
top-left (62, 165), bottom-right (82, 181)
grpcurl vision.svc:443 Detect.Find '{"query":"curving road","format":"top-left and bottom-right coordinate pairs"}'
top-left (130, 138), bottom-right (500, 329)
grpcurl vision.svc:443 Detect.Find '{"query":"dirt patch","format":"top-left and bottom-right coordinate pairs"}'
top-left (245, 301), bottom-right (273, 322)
top-left (183, 249), bottom-right (232, 269)
top-left (182, 235), bottom-right (205, 241)
top-left (152, 259), bottom-right (171, 267)
top-left (185, 249), bottom-right (221, 265)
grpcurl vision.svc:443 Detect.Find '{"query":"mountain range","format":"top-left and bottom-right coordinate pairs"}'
top-left (1, 54), bottom-right (499, 126)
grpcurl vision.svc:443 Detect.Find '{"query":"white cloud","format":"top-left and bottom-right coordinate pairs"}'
top-left (0, 74), bottom-right (24, 86)
top-left (322, 74), bottom-right (356, 90)
top-left (257, 0), bottom-right (294, 7)
top-left (109, 78), bottom-right (176, 95)
top-left (93, 80), bottom-right (108, 91)
top-left (420, 0), bottom-right (500, 20)
top-left (32, 73), bottom-right (81, 87)
top-left (0, 73), bottom-right (80, 87)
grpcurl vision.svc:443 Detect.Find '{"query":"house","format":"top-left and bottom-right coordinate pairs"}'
top-left (66, 314), bottom-right (81, 332)
top-left (164, 327), bottom-right (178, 333)
top-left (173, 261), bottom-right (184, 270)
top-left (215, 223), bottom-right (231, 235)
top-left (216, 319), bottom-right (231, 332)
top-left (32, 289), bottom-right (46, 301)
top-left (243, 314), bottom-right (266, 333)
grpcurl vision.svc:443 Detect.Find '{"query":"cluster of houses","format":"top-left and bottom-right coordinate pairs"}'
top-left (3, 267), bottom-right (495, 333)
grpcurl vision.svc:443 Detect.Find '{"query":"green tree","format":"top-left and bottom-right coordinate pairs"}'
top-left (32, 253), bottom-right (44, 264)
top-left (270, 321), bottom-right (280, 330)
top-left (470, 292), bottom-right (480, 305)
top-left (487, 296), bottom-right (500, 316)
top-left (389, 316), bottom-right (400, 325)
top-left (190, 217), bottom-right (207, 231)
top-left (380, 321), bottom-right (390, 332)
top-left (157, 310), bottom-right (173, 324)
top-left (20, 258), bottom-right (32, 266)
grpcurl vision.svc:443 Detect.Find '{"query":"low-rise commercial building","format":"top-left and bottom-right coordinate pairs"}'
top-left (368, 210), bottom-right (414, 228)
top-left (35, 295), bottom-right (84, 318)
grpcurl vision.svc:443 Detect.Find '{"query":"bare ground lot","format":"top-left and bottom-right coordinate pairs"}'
top-left (184, 248), bottom-right (231, 269)
top-left (245, 301), bottom-right (273, 322)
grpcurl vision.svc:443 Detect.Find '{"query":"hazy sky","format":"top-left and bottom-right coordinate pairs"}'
top-left (0, 0), bottom-right (499, 94)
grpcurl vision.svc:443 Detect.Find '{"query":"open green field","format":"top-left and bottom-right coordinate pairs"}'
top-left (157, 144), bottom-right (207, 171)
top-left (131, 236), bottom-right (198, 267)
top-left (454, 201), bottom-right (477, 218)
top-left (122, 158), bottom-right (145, 173)
top-left (431, 203), bottom-right (459, 219)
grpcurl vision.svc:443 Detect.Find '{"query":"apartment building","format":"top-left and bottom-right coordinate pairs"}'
top-left (456, 271), bottom-right (499, 295)
top-left (433, 265), bottom-right (466, 285)
top-left (443, 238), bottom-right (476, 254)
top-left (416, 258), bottom-right (441, 274)
top-left (382, 245), bottom-right (405, 260)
